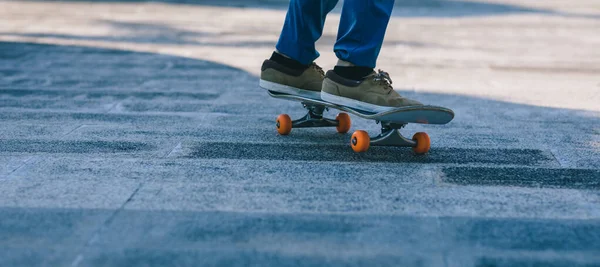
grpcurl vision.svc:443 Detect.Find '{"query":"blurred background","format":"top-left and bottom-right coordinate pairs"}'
top-left (2, 0), bottom-right (599, 110)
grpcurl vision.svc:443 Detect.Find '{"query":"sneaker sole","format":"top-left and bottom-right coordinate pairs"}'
top-left (321, 91), bottom-right (397, 113)
top-left (259, 79), bottom-right (321, 100)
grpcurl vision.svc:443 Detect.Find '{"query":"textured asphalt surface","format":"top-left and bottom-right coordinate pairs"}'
top-left (1, 0), bottom-right (600, 266)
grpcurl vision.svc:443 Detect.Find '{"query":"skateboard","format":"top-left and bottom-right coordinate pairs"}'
top-left (268, 90), bottom-right (454, 154)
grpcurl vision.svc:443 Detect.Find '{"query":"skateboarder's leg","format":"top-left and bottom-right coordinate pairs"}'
top-left (321, 0), bottom-right (423, 112)
top-left (276, 0), bottom-right (340, 65)
top-left (334, 0), bottom-right (394, 69)
top-left (260, 0), bottom-right (338, 98)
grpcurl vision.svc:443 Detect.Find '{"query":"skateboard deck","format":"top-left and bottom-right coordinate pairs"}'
top-left (266, 90), bottom-right (454, 154)
top-left (268, 91), bottom-right (454, 125)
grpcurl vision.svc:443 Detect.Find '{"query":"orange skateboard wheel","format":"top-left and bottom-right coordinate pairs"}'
top-left (351, 130), bottom-right (370, 153)
top-left (412, 132), bottom-right (430, 154)
top-left (276, 114), bottom-right (292, 135)
top-left (335, 113), bottom-right (351, 134)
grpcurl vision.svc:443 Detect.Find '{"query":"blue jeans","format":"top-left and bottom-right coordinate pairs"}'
top-left (276, 0), bottom-right (395, 68)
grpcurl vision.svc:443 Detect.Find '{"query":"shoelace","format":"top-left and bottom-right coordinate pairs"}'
top-left (371, 69), bottom-right (393, 92)
top-left (311, 63), bottom-right (325, 78)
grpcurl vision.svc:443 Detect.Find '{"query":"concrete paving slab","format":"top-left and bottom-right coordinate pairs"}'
top-left (71, 209), bottom-right (600, 267)
top-left (0, 207), bottom-right (114, 266)
top-left (7, 157), bottom-right (433, 186)
top-left (0, 176), bottom-right (140, 209)
top-left (75, 210), bottom-right (449, 267)
top-left (178, 141), bottom-right (557, 166)
top-left (0, 123), bottom-right (77, 139)
top-left (0, 139), bottom-right (154, 154)
top-left (0, 155), bottom-right (35, 176)
top-left (443, 167), bottom-right (600, 189)
top-left (127, 180), bottom-right (599, 219)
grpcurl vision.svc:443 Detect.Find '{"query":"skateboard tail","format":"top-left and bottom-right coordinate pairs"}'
top-left (375, 108), bottom-right (455, 125)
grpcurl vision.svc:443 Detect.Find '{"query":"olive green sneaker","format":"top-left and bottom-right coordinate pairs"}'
top-left (321, 69), bottom-right (423, 113)
top-left (259, 59), bottom-right (325, 99)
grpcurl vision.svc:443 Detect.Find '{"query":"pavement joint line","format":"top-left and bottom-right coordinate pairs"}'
top-left (80, 208), bottom-right (600, 220)
top-left (436, 218), bottom-right (450, 267)
top-left (70, 254), bottom-right (84, 267)
top-left (430, 166), bottom-right (446, 186)
top-left (104, 101), bottom-right (122, 113)
top-left (150, 157), bottom-right (555, 168)
top-left (549, 148), bottom-right (566, 168)
top-left (70, 182), bottom-right (144, 267)
top-left (153, 187), bottom-right (164, 197)
top-left (165, 141), bottom-right (182, 158)
top-left (4, 155), bottom-right (37, 177)
top-left (57, 81), bottom-right (157, 253)
top-left (139, 181), bottom-right (433, 190)
top-left (4, 124), bottom-right (92, 178)
top-left (62, 124), bottom-right (86, 137)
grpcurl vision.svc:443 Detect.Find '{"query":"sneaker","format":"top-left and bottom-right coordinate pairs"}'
top-left (321, 69), bottom-right (423, 113)
top-left (259, 59), bottom-right (325, 99)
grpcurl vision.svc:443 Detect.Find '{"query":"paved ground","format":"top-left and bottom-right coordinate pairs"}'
top-left (1, 0), bottom-right (600, 266)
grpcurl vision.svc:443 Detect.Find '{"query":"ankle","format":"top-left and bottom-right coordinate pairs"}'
top-left (333, 65), bottom-right (373, 81)
top-left (269, 51), bottom-right (309, 71)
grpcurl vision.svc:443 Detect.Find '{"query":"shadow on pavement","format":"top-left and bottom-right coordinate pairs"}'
top-left (1, 40), bottom-right (599, 167)
top-left (1, 41), bottom-right (600, 266)
top-left (0, 25), bottom-right (453, 49)
top-left (18, 0), bottom-right (600, 19)
top-left (0, 19), bottom-right (277, 47)
top-left (1, 206), bottom-right (599, 266)
top-left (0, 18), bottom-right (453, 48)
top-left (4, 0), bottom-right (599, 48)
top-left (1, 41), bottom-right (598, 166)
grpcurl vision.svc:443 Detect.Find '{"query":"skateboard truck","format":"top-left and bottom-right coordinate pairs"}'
top-left (276, 104), bottom-right (428, 154)
top-left (369, 122), bottom-right (416, 147)
top-left (290, 103), bottom-right (338, 128)
top-left (275, 102), bottom-right (352, 136)
top-left (267, 90), bottom-right (446, 154)
top-left (349, 121), bottom-right (429, 154)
